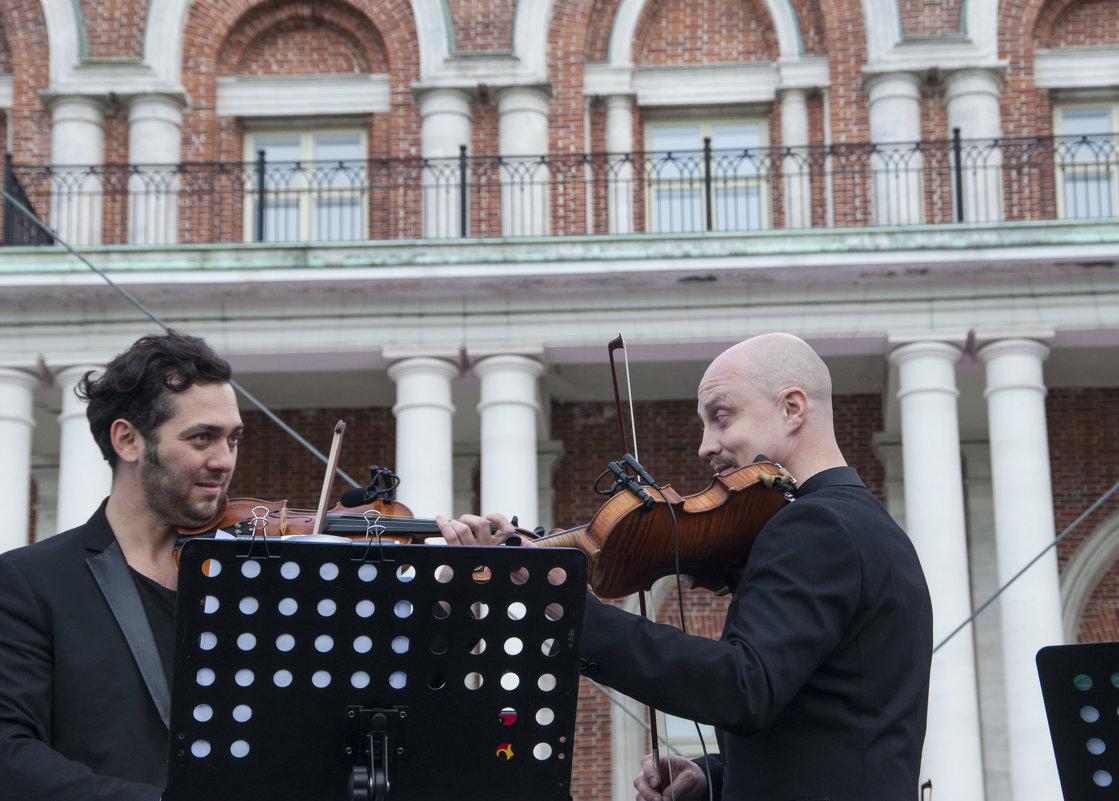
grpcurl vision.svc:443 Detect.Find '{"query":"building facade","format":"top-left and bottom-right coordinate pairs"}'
top-left (1, 1), bottom-right (1118, 800)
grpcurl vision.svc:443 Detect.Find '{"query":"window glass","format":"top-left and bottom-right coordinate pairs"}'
top-left (1056, 106), bottom-right (1115, 219)
top-left (646, 118), bottom-right (768, 232)
top-left (245, 129), bottom-right (366, 242)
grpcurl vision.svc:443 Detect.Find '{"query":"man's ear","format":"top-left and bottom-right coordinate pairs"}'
top-left (781, 386), bottom-right (809, 430)
top-left (109, 419), bottom-right (143, 465)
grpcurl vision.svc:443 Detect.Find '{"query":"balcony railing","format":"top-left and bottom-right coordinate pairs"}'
top-left (2, 130), bottom-right (1116, 247)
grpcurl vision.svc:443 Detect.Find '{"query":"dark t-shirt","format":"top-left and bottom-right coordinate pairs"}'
top-left (129, 568), bottom-right (177, 687)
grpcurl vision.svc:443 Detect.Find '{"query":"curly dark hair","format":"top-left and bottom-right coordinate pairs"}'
top-left (76, 330), bottom-right (233, 468)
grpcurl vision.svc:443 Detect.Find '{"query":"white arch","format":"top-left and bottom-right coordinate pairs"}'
top-left (608, 0), bottom-right (804, 66)
top-left (39, 0), bottom-right (82, 87)
top-left (413, 0), bottom-right (454, 82)
top-left (144, 0), bottom-right (195, 89)
top-left (1061, 508), bottom-right (1119, 642)
top-left (965, 0), bottom-right (1000, 60)
top-left (860, 0), bottom-right (902, 64)
top-left (145, 0), bottom-right (468, 89)
top-left (512, 0), bottom-right (553, 77)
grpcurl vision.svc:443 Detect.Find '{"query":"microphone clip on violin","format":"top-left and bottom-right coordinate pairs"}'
top-left (595, 455), bottom-right (657, 510)
top-left (340, 465), bottom-right (404, 509)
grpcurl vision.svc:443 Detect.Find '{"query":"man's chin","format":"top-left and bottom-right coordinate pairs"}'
top-left (182, 497), bottom-right (224, 530)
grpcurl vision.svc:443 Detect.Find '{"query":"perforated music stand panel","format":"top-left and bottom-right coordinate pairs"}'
top-left (1037, 643), bottom-right (1119, 799)
top-left (165, 538), bottom-right (587, 801)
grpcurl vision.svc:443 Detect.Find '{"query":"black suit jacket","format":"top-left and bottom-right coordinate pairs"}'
top-left (0, 502), bottom-right (168, 800)
top-left (580, 467), bottom-right (933, 801)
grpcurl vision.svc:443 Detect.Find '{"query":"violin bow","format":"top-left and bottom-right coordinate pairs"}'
top-left (312, 420), bottom-right (347, 536)
top-left (607, 335), bottom-right (666, 773)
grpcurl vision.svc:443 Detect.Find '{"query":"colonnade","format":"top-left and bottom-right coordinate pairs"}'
top-left (890, 334), bottom-right (1063, 801)
top-left (0, 334), bottom-right (1068, 801)
top-left (40, 63), bottom-right (1009, 245)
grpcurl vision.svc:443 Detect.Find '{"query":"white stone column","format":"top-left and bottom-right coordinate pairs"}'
top-left (386, 356), bottom-right (458, 518)
top-left (865, 72), bottom-right (923, 225)
top-left (889, 339), bottom-right (986, 801)
top-left (604, 94), bottom-right (635, 234)
top-left (417, 88), bottom-right (474, 237)
top-left (977, 337), bottom-right (1064, 801)
top-left (496, 86), bottom-right (551, 236)
top-left (473, 353), bottom-right (544, 529)
top-left (945, 68), bottom-right (1005, 223)
top-left (0, 369), bottom-right (38, 553)
top-left (48, 96), bottom-right (106, 245)
top-left (54, 365), bottom-right (112, 532)
top-left (779, 88), bottom-right (811, 229)
top-left (127, 94), bottom-right (185, 244)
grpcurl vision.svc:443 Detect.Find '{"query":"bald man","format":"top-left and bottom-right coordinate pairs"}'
top-left (440, 334), bottom-right (932, 801)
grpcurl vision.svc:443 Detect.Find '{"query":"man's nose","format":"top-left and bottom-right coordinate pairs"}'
top-left (697, 428), bottom-right (717, 461)
top-left (209, 442), bottom-right (236, 472)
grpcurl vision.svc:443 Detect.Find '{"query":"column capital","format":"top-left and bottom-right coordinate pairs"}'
top-left (974, 329), bottom-right (1054, 361)
top-left (383, 345), bottom-right (461, 366)
top-left (493, 84), bottom-right (553, 115)
top-left (976, 337), bottom-right (1051, 363)
top-left (603, 93), bottom-right (636, 110)
top-left (887, 334), bottom-right (967, 366)
top-left (52, 363), bottom-right (105, 384)
top-left (386, 354), bottom-right (460, 385)
top-left (467, 344), bottom-right (544, 365)
top-left (942, 66), bottom-right (1008, 100)
top-left (0, 366), bottom-right (42, 391)
top-left (413, 86), bottom-right (476, 119)
top-left (126, 93), bottom-right (187, 123)
top-left (42, 93), bottom-right (108, 122)
top-left (862, 69), bottom-right (924, 100)
top-left (471, 352), bottom-right (545, 380)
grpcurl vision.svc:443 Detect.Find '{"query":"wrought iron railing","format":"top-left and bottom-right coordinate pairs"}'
top-left (2, 130), bottom-right (1116, 246)
top-left (2, 153), bottom-right (55, 246)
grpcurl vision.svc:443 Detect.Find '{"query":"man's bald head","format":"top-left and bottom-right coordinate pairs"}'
top-left (711, 333), bottom-right (833, 412)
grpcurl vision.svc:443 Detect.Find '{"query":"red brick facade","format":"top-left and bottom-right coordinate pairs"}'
top-left (3, 2), bottom-right (1117, 798)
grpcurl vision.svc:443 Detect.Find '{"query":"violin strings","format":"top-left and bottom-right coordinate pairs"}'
top-left (0, 187), bottom-right (359, 490)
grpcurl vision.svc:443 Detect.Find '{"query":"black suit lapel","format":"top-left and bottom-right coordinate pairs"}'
top-left (87, 540), bottom-right (172, 729)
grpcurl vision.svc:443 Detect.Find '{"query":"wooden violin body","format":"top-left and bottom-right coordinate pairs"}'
top-left (539, 461), bottom-right (794, 598)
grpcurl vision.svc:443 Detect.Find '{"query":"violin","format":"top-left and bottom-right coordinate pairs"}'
top-left (532, 459), bottom-right (795, 599)
top-left (177, 496), bottom-right (536, 544)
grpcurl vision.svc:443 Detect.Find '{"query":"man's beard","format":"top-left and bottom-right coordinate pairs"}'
top-left (141, 444), bottom-right (224, 530)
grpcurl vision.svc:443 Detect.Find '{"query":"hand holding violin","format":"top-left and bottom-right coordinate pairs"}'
top-left (435, 512), bottom-right (523, 547)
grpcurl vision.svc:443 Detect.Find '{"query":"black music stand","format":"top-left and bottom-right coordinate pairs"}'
top-left (164, 537), bottom-right (587, 801)
top-left (1037, 643), bottom-right (1119, 799)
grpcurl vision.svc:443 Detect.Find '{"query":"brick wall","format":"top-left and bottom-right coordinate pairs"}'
top-left (80, 0), bottom-right (146, 59)
top-left (228, 407), bottom-right (398, 509)
top-left (1050, 0), bottom-right (1119, 46)
top-left (0, 1), bottom-right (53, 162)
top-left (634, 0), bottom-right (778, 65)
top-left (1047, 387), bottom-right (1119, 643)
top-left (448, 0), bottom-right (516, 52)
top-left (898, 0), bottom-right (963, 38)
